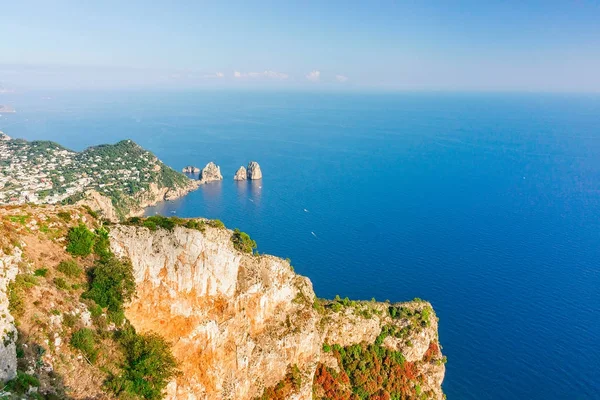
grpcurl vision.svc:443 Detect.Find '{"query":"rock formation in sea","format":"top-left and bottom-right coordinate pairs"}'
top-left (182, 166), bottom-right (200, 174)
top-left (234, 166), bottom-right (247, 180)
top-left (199, 162), bottom-right (223, 183)
top-left (246, 161), bottom-right (262, 180)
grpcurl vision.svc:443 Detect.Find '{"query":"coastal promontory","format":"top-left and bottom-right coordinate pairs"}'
top-left (0, 205), bottom-right (445, 399)
top-left (0, 135), bottom-right (199, 220)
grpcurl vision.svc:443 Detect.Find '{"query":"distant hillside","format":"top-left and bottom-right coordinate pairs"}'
top-left (0, 105), bottom-right (16, 113)
top-left (0, 136), bottom-right (199, 219)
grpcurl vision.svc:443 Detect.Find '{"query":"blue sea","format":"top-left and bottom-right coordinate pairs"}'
top-left (1, 91), bottom-right (599, 399)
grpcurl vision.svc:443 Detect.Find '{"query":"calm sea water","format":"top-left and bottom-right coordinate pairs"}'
top-left (2, 91), bottom-right (599, 399)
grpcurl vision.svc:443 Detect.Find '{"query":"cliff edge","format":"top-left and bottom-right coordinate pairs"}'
top-left (0, 205), bottom-right (445, 399)
top-left (111, 224), bottom-right (445, 399)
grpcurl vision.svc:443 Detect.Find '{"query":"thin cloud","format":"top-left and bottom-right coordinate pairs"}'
top-left (336, 74), bottom-right (349, 83)
top-left (202, 72), bottom-right (225, 79)
top-left (306, 70), bottom-right (321, 82)
top-left (234, 70), bottom-right (288, 80)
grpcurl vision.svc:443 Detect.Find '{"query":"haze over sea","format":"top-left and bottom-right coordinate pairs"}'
top-left (1, 91), bottom-right (599, 399)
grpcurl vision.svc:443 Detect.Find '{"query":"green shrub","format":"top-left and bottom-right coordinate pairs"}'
top-left (93, 227), bottom-right (111, 259)
top-left (126, 216), bottom-right (142, 225)
top-left (84, 255), bottom-right (135, 321)
top-left (208, 219), bottom-right (224, 229)
top-left (70, 328), bottom-right (98, 363)
top-left (107, 327), bottom-right (178, 400)
top-left (4, 371), bottom-right (40, 394)
top-left (231, 228), bottom-right (257, 254)
top-left (142, 219), bottom-right (157, 231)
top-left (8, 274), bottom-right (38, 317)
top-left (9, 215), bottom-right (29, 225)
top-left (83, 205), bottom-right (99, 219)
top-left (88, 301), bottom-right (104, 319)
top-left (57, 259), bottom-right (83, 278)
top-left (323, 343), bottom-right (332, 352)
top-left (63, 313), bottom-right (78, 328)
top-left (57, 211), bottom-right (72, 222)
top-left (140, 215), bottom-right (176, 231)
top-left (183, 219), bottom-right (205, 232)
top-left (34, 268), bottom-right (48, 277)
top-left (126, 216), bottom-right (209, 234)
top-left (54, 277), bottom-right (68, 290)
top-left (66, 224), bottom-right (96, 257)
top-left (16, 344), bottom-right (25, 358)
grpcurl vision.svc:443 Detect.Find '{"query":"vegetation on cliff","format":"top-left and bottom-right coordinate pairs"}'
top-left (0, 206), bottom-right (179, 399)
top-left (254, 365), bottom-right (303, 400)
top-left (314, 342), bottom-right (422, 400)
top-left (0, 205), bottom-right (445, 400)
top-left (231, 228), bottom-right (257, 253)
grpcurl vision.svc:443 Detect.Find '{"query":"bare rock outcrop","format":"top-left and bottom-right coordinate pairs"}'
top-left (182, 166), bottom-right (200, 174)
top-left (246, 161), bottom-right (262, 180)
top-left (0, 206), bottom-right (444, 398)
top-left (77, 179), bottom-right (201, 221)
top-left (234, 166), bottom-right (247, 181)
top-left (200, 162), bottom-right (223, 183)
top-left (77, 190), bottom-right (120, 221)
top-left (0, 246), bottom-right (21, 382)
top-left (110, 224), bottom-right (445, 400)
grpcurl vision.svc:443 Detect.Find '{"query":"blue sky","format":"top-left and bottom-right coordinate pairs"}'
top-left (1, 0), bottom-right (599, 91)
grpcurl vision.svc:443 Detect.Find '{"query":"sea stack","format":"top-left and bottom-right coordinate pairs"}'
top-left (182, 165), bottom-right (200, 174)
top-left (200, 162), bottom-right (223, 183)
top-left (246, 161), bottom-right (262, 180)
top-left (234, 166), bottom-right (247, 181)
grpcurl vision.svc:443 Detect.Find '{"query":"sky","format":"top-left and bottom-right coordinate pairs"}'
top-left (1, 0), bottom-right (600, 91)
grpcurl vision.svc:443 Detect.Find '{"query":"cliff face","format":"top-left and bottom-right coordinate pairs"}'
top-left (110, 225), bottom-right (445, 399)
top-left (0, 205), bottom-right (444, 399)
top-left (0, 247), bottom-right (21, 382)
top-left (77, 180), bottom-right (200, 221)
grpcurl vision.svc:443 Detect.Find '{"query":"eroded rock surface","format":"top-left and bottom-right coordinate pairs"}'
top-left (234, 166), bottom-right (247, 181)
top-left (200, 162), bottom-right (223, 183)
top-left (110, 224), bottom-right (445, 400)
top-left (246, 161), bottom-right (262, 180)
top-left (0, 247), bottom-right (21, 382)
top-left (182, 166), bottom-right (200, 174)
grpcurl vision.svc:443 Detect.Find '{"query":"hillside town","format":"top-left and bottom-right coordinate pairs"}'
top-left (0, 131), bottom-right (190, 214)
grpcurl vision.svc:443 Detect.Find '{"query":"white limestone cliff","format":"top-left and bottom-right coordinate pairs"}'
top-left (0, 246), bottom-right (22, 382)
top-left (110, 224), bottom-right (445, 400)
